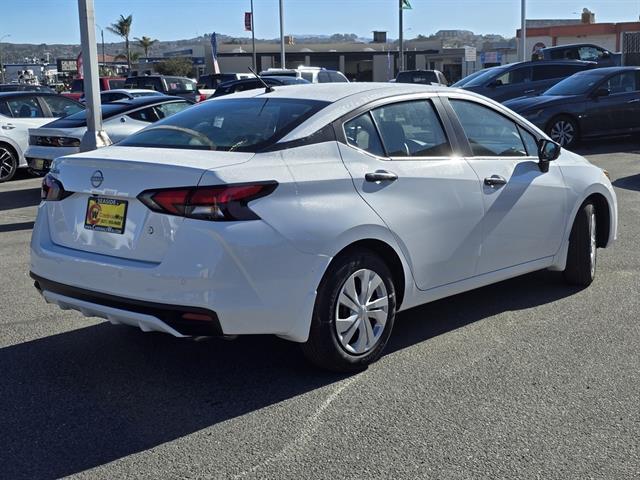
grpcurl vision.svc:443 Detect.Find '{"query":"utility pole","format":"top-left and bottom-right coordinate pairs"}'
top-left (398, 0), bottom-right (404, 72)
top-left (520, 0), bottom-right (527, 61)
top-left (251, 0), bottom-right (257, 71)
top-left (77, 0), bottom-right (111, 152)
top-left (279, 0), bottom-right (285, 68)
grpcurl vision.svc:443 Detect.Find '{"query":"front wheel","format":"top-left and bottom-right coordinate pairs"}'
top-left (302, 249), bottom-right (396, 372)
top-left (547, 116), bottom-right (579, 149)
top-left (564, 203), bottom-right (597, 286)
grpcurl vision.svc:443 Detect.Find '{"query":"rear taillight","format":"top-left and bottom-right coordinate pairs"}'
top-left (196, 94), bottom-right (208, 102)
top-left (41, 174), bottom-right (73, 201)
top-left (137, 182), bottom-right (277, 221)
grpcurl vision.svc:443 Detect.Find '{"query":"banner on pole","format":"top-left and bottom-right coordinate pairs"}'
top-left (76, 52), bottom-right (83, 78)
top-left (244, 12), bottom-right (253, 31)
top-left (210, 33), bottom-right (220, 74)
top-left (401, 0), bottom-right (412, 9)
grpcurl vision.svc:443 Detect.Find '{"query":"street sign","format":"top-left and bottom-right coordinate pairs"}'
top-left (464, 46), bottom-right (476, 62)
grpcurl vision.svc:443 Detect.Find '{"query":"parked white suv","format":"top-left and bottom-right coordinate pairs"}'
top-left (31, 83), bottom-right (617, 371)
top-left (260, 66), bottom-right (349, 83)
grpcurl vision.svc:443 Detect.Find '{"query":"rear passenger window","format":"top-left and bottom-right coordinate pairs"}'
top-left (7, 97), bottom-right (44, 118)
top-left (344, 113), bottom-right (385, 157)
top-left (317, 72), bottom-right (331, 83)
top-left (371, 100), bottom-right (450, 157)
top-left (495, 67), bottom-right (531, 85)
top-left (450, 99), bottom-right (527, 157)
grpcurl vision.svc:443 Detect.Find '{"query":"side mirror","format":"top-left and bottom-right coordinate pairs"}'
top-left (602, 51), bottom-right (611, 59)
top-left (593, 87), bottom-right (610, 98)
top-left (538, 139), bottom-right (561, 172)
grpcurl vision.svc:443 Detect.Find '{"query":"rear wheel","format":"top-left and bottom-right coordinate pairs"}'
top-left (302, 249), bottom-right (396, 372)
top-left (564, 203), bottom-right (597, 286)
top-left (547, 115), bottom-right (579, 149)
top-left (0, 145), bottom-right (18, 183)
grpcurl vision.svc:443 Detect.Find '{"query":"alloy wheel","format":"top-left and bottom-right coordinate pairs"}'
top-left (334, 268), bottom-right (389, 355)
top-left (550, 120), bottom-right (575, 147)
top-left (0, 147), bottom-right (17, 182)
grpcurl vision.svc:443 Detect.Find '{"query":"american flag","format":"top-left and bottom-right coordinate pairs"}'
top-left (210, 33), bottom-right (221, 74)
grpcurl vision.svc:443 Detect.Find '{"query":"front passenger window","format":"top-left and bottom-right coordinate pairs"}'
top-left (450, 99), bottom-right (527, 157)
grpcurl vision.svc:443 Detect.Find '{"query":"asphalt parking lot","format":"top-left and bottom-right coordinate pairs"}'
top-left (1, 140), bottom-right (639, 479)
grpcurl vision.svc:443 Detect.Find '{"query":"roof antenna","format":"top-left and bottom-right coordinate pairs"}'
top-left (248, 66), bottom-right (274, 93)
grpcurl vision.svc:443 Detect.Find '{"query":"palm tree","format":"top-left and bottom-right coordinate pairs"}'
top-left (107, 14), bottom-right (133, 70)
top-left (135, 36), bottom-right (157, 58)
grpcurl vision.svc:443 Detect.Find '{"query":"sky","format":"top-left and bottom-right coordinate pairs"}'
top-left (1, 0), bottom-right (639, 44)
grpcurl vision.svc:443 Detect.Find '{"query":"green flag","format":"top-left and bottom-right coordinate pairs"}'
top-left (401, 0), bottom-right (412, 9)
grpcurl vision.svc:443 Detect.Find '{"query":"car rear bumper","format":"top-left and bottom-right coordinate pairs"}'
top-left (30, 204), bottom-right (331, 342)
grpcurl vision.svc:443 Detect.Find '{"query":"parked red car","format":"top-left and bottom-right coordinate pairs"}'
top-left (62, 77), bottom-right (126, 101)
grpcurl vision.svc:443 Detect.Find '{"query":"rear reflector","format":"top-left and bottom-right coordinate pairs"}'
top-left (137, 181), bottom-right (277, 221)
top-left (181, 313), bottom-right (215, 322)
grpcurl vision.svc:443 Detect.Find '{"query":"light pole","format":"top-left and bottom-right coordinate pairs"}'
top-left (520, 0), bottom-right (527, 61)
top-left (0, 34), bottom-right (10, 84)
top-left (279, 0), bottom-right (285, 68)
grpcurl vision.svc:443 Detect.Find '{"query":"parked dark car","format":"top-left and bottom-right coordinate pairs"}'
top-left (63, 77), bottom-right (126, 101)
top-left (504, 67), bottom-right (640, 148)
top-left (460, 60), bottom-right (595, 102)
top-left (0, 84), bottom-right (56, 93)
top-left (396, 70), bottom-right (448, 86)
top-left (534, 43), bottom-right (621, 67)
top-left (212, 76), bottom-right (310, 97)
top-left (124, 75), bottom-right (199, 102)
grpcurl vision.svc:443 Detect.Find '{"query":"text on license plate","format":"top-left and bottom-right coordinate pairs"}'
top-left (84, 197), bottom-right (128, 234)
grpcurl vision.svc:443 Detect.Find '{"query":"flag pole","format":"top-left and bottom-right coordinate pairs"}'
top-left (251, 0), bottom-right (257, 70)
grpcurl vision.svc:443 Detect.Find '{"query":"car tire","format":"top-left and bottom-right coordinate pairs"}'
top-left (547, 115), bottom-right (579, 149)
top-left (564, 203), bottom-right (597, 286)
top-left (302, 249), bottom-right (396, 372)
top-left (0, 144), bottom-right (18, 183)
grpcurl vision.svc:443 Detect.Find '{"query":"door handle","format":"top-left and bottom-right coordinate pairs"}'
top-left (523, 89), bottom-right (536, 94)
top-left (627, 98), bottom-right (640, 104)
top-left (1, 123), bottom-right (15, 130)
top-left (365, 170), bottom-right (398, 183)
top-left (484, 175), bottom-right (507, 187)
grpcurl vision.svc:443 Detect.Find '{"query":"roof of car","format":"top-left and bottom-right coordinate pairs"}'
top-left (219, 76), bottom-right (309, 88)
top-left (104, 88), bottom-right (163, 95)
top-left (541, 43), bottom-right (603, 50)
top-left (498, 59), bottom-right (597, 69)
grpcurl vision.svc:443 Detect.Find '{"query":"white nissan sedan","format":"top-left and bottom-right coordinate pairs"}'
top-left (30, 83), bottom-right (617, 371)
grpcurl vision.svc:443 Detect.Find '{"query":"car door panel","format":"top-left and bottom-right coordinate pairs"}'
top-left (338, 99), bottom-right (484, 291)
top-left (447, 98), bottom-right (569, 273)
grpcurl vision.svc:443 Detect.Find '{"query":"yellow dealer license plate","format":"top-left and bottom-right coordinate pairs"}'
top-left (84, 197), bottom-right (128, 234)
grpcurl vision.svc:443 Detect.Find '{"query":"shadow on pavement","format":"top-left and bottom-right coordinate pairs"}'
top-left (0, 187), bottom-right (41, 211)
top-left (0, 270), bottom-right (579, 479)
top-left (0, 221), bottom-right (35, 233)
top-left (573, 137), bottom-right (640, 156)
top-left (612, 173), bottom-right (640, 192)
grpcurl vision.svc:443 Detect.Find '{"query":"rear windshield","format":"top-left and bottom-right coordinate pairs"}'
top-left (108, 79), bottom-right (125, 89)
top-left (119, 98), bottom-right (329, 152)
top-left (396, 71), bottom-right (437, 84)
top-left (44, 103), bottom-right (142, 128)
top-left (164, 77), bottom-right (196, 94)
top-left (544, 71), bottom-right (603, 96)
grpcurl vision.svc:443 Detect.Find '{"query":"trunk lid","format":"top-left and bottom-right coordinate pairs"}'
top-left (46, 145), bottom-right (253, 262)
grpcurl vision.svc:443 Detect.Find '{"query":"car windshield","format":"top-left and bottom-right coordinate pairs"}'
top-left (451, 69), bottom-right (493, 87)
top-left (544, 72), bottom-right (603, 96)
top-left (462, 67), bottom-right (506, 87)
top-left (119, 98), bottom-right (329, 152)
